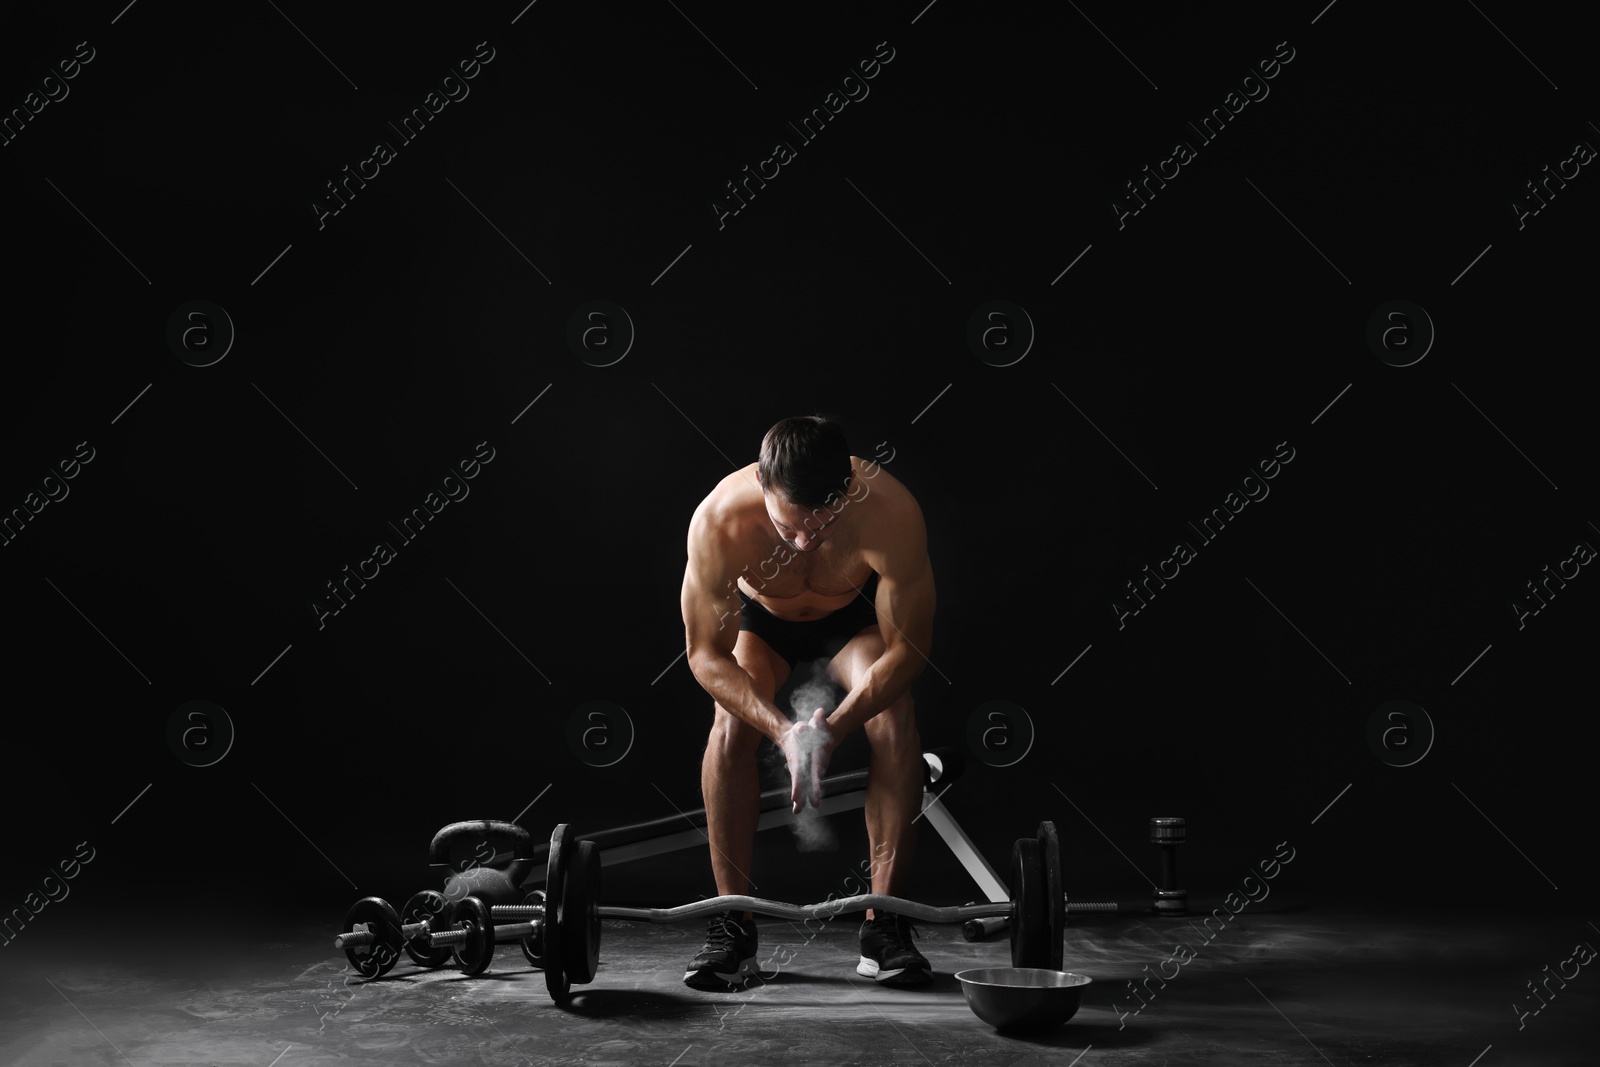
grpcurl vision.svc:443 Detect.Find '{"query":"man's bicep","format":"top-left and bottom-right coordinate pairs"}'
top-left (682, 537), bottom-right (741, 662)
top-left (873, 501), bottom-right (935, 656)
top-left (875, 556), bottom-right (935, 656)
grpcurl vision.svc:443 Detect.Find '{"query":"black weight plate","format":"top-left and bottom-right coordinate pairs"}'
top-left (342, 896), bottom-right (403, 979)
top-left (452, 895), bottom-right (495, 976)
top-left (521, 889), bottom-right (547, 968)
top-left (561, 839), bottom-right (602, 985)
top-left (1009, 838), bottom-right (1049, 969)
top-left (401, 890), bottom-right (455, 969)
top-left (544, 824), bottom-right (572, 1001)
top-left (1037, 821), bottom-right (1064, 970)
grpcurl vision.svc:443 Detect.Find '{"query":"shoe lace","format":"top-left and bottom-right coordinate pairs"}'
top-left (705, 915), bottom-right (743, 949)
top-left (874, 914), bottom-right (920, 948)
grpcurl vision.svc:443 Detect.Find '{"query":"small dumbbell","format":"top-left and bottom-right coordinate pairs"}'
top-left (335, 889), bottom-right (547, 977)
top-left (419, 898), bottom-right (559, 976)
top-left (1150, 817), bottom-right (1187, 915)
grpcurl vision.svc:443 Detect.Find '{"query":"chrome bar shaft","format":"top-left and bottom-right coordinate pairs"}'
top-left (597, 894), bottom-right (1012, 924)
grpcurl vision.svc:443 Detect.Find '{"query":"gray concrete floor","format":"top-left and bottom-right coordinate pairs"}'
top-left (1, 903), bottom-right (1593, 1065)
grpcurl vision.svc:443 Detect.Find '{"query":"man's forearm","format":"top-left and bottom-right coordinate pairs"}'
top-left (826, 645), bottom-right (923, 737)
top-left (688, 651), bottom-right (791, 741)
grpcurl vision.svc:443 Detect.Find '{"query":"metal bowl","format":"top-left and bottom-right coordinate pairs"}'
top-left (955, 967), bottom-right (1092, 1033)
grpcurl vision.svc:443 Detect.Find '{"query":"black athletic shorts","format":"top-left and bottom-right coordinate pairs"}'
top-left (738, 571), bottom-right (881, 670)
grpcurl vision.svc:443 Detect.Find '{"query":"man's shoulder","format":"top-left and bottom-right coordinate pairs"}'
top-left (690, 466), bottom-right (762, 543)
top-left (852, 462), bottom-right (926, 561)
top-left (853, 460), bottom-right (919, 522)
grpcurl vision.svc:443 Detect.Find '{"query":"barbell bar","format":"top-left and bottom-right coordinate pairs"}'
top-left (523, 820), bottom-right (1065, 997)
top-left (337, 816), bottom-right (1182, 1001)
top-left (335, 822), bottom-right (1063, 996)
top-left (332, 896), bottom-right (1134, 955)
top-left (594, 895), bottom-right (1011, 924)
top-left (961, 902), bottom-right (1124, 944)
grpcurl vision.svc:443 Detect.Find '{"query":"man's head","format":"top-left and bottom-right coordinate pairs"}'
top-left (757, 415), bottom-right (853, 552)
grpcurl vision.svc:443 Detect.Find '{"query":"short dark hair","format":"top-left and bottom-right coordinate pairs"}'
top-left (758, 415), bottom-right (852, 510)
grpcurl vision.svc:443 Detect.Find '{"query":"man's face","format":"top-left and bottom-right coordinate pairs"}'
top-left (765, 491), bottom-right (843, 553)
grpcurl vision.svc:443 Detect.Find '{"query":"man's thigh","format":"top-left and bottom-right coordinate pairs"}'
top-left (825, 624), bottom-right (886, 693)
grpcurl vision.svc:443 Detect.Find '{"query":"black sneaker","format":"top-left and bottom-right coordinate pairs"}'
top-left (857, 912), bottom-right (932, 987)
top-left (684, 912), bottom-right (759, 990)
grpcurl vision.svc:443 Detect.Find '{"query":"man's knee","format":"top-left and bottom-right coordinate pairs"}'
top-left (866, 694), bottom-right (919, 754)
top-left (708, 703), bottom-right (763, 756)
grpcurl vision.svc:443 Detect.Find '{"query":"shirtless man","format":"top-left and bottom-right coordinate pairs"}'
top-left (679, 415), bottom-right (936, 989)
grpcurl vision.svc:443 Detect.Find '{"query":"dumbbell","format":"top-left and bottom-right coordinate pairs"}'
top-left (334, 817), bottom-right (569, 982)
top-left (416, 895), bottom-right (544, 976)
top-left (334, 888), bottom-right (548, 978)
top-left (1150, 817), bottom-right (1187, 915)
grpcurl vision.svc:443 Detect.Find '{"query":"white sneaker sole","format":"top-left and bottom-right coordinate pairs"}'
top-left (856, 956), bottom-right (905, 981)
top-left (858, 956), bottom-right (931, 985)
top-left (685, 956), bottom-right (757, 989)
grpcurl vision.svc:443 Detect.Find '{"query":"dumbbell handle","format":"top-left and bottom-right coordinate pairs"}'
top-left (334, 904), bottom-right (541, 950)
top-left (426, 920), bottom-right (540, 947)
top-left (335, 921), bottom-right (429, 951)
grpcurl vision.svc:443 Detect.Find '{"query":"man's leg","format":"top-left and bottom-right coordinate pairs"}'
top-left (861, 691), bottom-right (921, 913)
top-left (826, 627), bottom-right (923, 917)
top-left (701, 629), bottom-right (790, 911)
top-left (829, 626), bottom-right (930, 986)
top-left (687, 630), bottom-right (790, 989)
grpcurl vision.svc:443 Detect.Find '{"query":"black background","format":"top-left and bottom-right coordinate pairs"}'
top-left (0, 0), bottom-right (1592, 943)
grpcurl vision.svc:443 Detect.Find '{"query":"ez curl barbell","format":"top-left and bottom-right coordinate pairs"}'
top-left (336, 821), bottom-right (1078, 1001)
